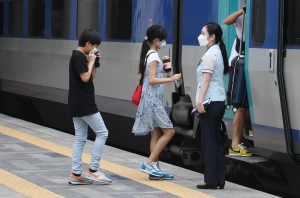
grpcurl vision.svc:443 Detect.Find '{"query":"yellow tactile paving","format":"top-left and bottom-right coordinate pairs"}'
top-left (0, 125), bottom-right (214, 198)
top-left (0, 168), bottom-right (63, 198)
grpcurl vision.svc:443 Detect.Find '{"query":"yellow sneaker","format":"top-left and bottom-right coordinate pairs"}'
top-left (238, 144), bottom-right (253, 157)
top-left (249, 130), bottom-right (253, 137)
top-left (229, 144), bottom-right (253, 156)
top-left (229, 147), bottom-right (241, 156)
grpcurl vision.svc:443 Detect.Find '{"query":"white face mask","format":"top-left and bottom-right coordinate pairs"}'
top-left (197, 34), bottom-right (209, 46)
top-left (159, 40), bottom-right (166, 50)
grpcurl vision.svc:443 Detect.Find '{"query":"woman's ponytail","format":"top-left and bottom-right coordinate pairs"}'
top-left (138, 40), bottom-right (150, 85)
top-left (206, 22), bottom-right (230, 75)
top-left (138, 25), bottom-right (167, 85)
top-left (219, 39), bottom-right (229, 74)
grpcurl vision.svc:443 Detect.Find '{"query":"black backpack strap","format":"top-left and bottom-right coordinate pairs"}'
top-left (139, 51), bottom-right (156, 85)
top-left (235, 35), bottom-right (245, 55)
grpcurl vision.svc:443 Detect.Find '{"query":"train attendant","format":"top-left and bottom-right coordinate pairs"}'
top-left (195, 22), bottom-right (229, 189)
top-left (132, 25), bottom-right (181, 180)
top-left (68, 29), bottom-right (112, 185)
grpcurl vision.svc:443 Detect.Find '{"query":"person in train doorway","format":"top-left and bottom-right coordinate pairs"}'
top-left (224, 5), bottom-right (253, 157)
top-left (68, 29), bottom-right (112, 185)
top-left (132, 25), bottom-right (182, 180)
top-left (195, 22), bottom-right (228, 189)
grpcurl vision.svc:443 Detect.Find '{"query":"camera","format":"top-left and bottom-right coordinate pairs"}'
top-left (91, 48), bottom-right (98, 54)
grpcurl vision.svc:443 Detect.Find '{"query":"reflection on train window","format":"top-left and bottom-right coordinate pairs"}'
top-left (284, 0), bottom-right (300, 46)
top-left (77, 0), bottom-right (99, 38)
top-left (9, 0), bottom-right (23, 37)
top-left (106, 0), bottom-right (132, 40)
top-left (251, 0), bottom-right (266, 46)
top-left (29, 0), bottom-right (45, 37)
top-left (0, 2), bottom-right (3, 35)
top-left (51, 0), bottom-right (70, 38)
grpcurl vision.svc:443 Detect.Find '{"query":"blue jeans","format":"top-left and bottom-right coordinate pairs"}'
top-left (72, 112), bottom-right (108, 174)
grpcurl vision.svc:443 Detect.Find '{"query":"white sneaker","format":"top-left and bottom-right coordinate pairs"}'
top-left (85, 169), bottom-right (112, 184)
top-left (69, 173), bottom-right (92, 185)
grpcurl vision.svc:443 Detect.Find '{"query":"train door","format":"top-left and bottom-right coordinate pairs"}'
top-left (282, 0), bottom-right (300, 160)
top-left (247, 0), bottom-right (294, 162)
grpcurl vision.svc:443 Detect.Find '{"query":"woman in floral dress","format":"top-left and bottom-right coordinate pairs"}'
top-left (132, 25), bottom-right (181, 179)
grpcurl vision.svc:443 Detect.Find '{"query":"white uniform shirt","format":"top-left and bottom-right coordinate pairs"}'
top-left (196, 45), bottom-right (226, 103)
top-left (228, 15), bottom-right (245, 66)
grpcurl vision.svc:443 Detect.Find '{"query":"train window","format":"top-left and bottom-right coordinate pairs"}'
top-left (0, 2), bottom-right (3, 35)
top-left (106, 0), bottom-right (132, 40)
top-left (9, 0), bottom-right (23, 37)
top-left (251, 0), bottom-right (266, 46)
top-left (51, 0), bottom-right (70, 38)
top-left (28, 0), bottom-right (45, 37)
top-left (77, 0), bottom-right (99, 38)
top-left (284, 0), bottom-right (300, 46)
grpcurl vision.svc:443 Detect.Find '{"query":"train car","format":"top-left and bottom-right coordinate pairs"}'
top-left (0, 0), bottom-right (300, 196)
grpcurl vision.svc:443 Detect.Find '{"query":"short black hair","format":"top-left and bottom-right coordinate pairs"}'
top-left (78, 29), bottom-right (101, 47)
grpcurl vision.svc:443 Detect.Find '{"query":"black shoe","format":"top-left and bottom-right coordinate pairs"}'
top-left (196, 183), bottom-right (218, 189)
top-left (218, 182), bottom-right (225, 189)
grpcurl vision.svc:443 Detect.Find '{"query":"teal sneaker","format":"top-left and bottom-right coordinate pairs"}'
top-left (160, 169), bottom-right (174, 180)
top-left (149, 174), bottom-right (163, 180)
top-left (140, 162), bottom-right (164, 177)
top-left (149, 170), bottom-right (174, 180)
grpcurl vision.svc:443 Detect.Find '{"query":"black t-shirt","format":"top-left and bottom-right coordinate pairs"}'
top-left (68, 50), bottom-right (98, 117)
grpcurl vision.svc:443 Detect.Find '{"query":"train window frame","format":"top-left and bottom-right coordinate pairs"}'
top-left (51, 0), bottom-right (70, 38)
top-left (8, 0), bottom-right (23, 37)
top-left (106, 0), bottom-right (132, 40)
top-left (0, 1), bottom-right (3, 36)
top-left (251, 0), bottom-right (266, 46)
top-left (284, 0), bottom-right (300, 46)
top-left (28, 0), bottom-right (45, 38)
top-left (77, 0), bottom-right (99, 38)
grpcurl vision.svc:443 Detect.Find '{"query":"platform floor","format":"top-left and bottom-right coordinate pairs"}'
top-left (0, 113), bottom-right (279, 198)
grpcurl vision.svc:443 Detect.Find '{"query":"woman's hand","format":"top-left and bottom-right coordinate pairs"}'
top-left (196, 102), bottom-right (206, 114)
top-left (171, 73), bottom-right (182, 82)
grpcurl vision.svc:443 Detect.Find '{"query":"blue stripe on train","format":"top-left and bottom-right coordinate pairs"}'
top-left (181, 0), bottom-right (219, 46)
top-left (252, 123), bottom-right (300, 143)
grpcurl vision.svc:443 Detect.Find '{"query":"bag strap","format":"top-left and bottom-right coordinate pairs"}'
top-left (239, 10), bottom-right (246, 56)
top-left (139, 51), bottom-right (156, 85)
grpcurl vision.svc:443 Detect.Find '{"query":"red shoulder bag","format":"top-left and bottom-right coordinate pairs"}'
top-left (132, 52), bottom-right (155, 106)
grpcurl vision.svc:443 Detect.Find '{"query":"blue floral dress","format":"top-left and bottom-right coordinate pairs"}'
top-left (132, 50), bottom-right (173, 136)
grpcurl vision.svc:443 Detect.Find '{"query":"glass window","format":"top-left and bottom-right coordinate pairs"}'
top-left (77, 0), bottom-right (99, 38)
top-left (106, 0), bottom-right (132, 40)
top-left (0, 2), bottom-right (3, 35)
top-left (284, 0), bottom-right (300, 46)
top-left (251, 0), bottom-right (266, 46)
top-left (51, 0), bottom-right (70, 38)
top-left (9, 0), bottom-right (23, 37)
top-left (28, 0), bottom-right (45, 37)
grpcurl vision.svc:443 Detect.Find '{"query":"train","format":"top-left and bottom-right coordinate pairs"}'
top-left (1, 0), bottom-right (300, 196)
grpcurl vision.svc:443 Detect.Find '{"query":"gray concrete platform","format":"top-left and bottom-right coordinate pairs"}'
top-left (0, 113), bottom-right (279, 198)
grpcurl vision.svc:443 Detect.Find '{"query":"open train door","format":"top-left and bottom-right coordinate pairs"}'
top-left (247, 0), bottom-right (300, 195)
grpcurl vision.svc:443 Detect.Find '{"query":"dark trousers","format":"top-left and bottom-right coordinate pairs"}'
top-left (199, 101), bottom-right (225, 184)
